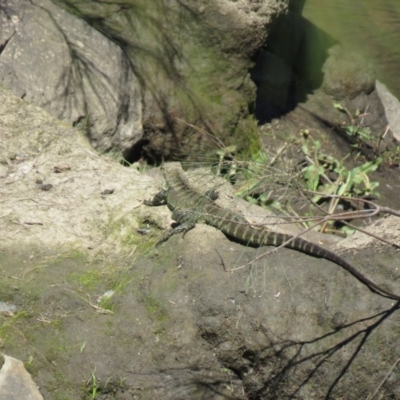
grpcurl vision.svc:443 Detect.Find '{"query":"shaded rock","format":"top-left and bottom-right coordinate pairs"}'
top-left (253, 5), bottom-right (337, 123)
top-left (129, 222), bottom-right (400, 399)
top-left (322, 45), bottom-right (375, 99)
top-left (0, 355), bottom-right (43, 400)
top-left (51, 0), bottom-right (287, 161)
top-left (1, 0), bottom-right (288, 161)
top-left (376, 80), bottom-right (400, 142)
top-left (0, 0), bottom-right (142, 155)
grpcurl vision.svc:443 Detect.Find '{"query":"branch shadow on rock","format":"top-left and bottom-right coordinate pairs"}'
top-left (51, 0), bottom-right (242, 163)
top-left (31, 0), bottom-right (124, 144)
top-left (236, 301), bottom-right (400, 399)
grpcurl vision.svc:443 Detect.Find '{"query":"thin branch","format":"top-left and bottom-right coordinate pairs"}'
top-left (302, 190), bottom-right (400, 248)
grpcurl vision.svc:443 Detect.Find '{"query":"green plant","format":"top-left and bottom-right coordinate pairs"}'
top-left (72, 113), bottom-right (90, 135)
top-left (80, 340), bottom-right (86, 354)
top-left (333, 102), bottom-right (373, 147)
top-left (332, 102), bottom-right (394, 161)
top-left (381, 144), bottom-right (400, 167)
top-left (72, 270), bottom-right (103, 290)
top-left (302, 136), bottom-right (381, 201)
top-left (301, 134), bottom-right (381, 232)
top-left (87, 370), bottom-right (98, 399)
top-left (214, 145), bottom-right (238, 178)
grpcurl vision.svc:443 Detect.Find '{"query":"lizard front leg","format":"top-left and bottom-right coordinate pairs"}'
top-left (156, 222), bottom-right (195, 245)
top-left (145, 196), bottom-right (196, 245)
top-left (156, 209), bottom-right (196, 245)
top-left (144, 189), bottom-right (167, 206)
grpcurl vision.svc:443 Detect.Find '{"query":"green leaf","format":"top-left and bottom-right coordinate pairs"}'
top-left (341, 226), bottom-right (356, 236)
top-left (338, 172), bottom-right (353, 196)
top-left (344, 125), bottom-right (358, 136)
top-left (357, 127), bottom-right (372, 140)
top-left (259, 193), bottom-right (272, 204)
top-left (333, 102), bottom-right (345, 111)
top-left (304, 164), bottom-right (324, 191)
top-left (301, 144), bottom-right (310, 156)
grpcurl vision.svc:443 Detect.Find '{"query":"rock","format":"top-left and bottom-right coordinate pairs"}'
top-left (376, 81), bottom-right (400, 142)
top-left (1, 86), bottom-right (400, 399)
top-left (0, 86), bottom-right (155, 252)
top-left (253, 5), bottom-right (337, 122)
top-left (0, 0), bottom-right (288, 161)
top-left (0, 0), bottom-right (142, 155)
top-left (322, 45), bottom-right (375, 99)
top-left (50, 0), bottom-right (286, 161)
top-left (0, 355), bottom-right (43, 400)
top-left (0, 302), bottom-right (16, 317)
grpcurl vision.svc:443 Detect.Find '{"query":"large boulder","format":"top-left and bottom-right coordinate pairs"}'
top-left (0, 0), bottom-right (288, 161)
top-left (0, 86), bottom-right (154, 252)
top-left (2, 85), bottom-right (400, 399)
top-left (51, 0), bottom-right (287, 161)
top-left (0, 0), bottom-right (142, 155)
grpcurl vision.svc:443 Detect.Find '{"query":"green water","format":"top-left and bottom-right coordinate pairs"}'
top-left (304, 0), bottom-right (400, 98)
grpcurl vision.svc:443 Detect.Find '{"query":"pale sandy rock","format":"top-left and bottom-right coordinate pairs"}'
top-left (0, 355), bottom-right (43, 400)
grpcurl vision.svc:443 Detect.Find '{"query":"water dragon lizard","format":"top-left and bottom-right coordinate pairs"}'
top-left (145, 163), bottom-right (400, 301)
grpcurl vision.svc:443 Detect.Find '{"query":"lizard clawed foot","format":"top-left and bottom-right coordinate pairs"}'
top-left (156, 222), bottom-right (196, 246)
top-left (143, 189), bottom-right (167, 206)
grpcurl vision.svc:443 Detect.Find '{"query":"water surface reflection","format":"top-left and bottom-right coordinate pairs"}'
top-left (304, 0), bottom-right (400, 98)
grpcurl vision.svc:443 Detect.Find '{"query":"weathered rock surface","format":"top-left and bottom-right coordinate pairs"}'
top-left (0, 0), bottom-right (142, 154)
top-left (322, 45), bottom-right (375, 100)
top-left (0, 0), bottom-right (288, 161)
top-left (1, 86), bottom-right (400, 399)
top-left (0, 355), bottom-right (43, 400)
top-left (376, 80), bottom-right (400, 142)
top-left (51, 0), bottom-right (285, 160)
top-left (0, 86), bottom-right (153, 252)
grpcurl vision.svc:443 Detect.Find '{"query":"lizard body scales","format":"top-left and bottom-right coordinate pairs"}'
top-left (145, 163), bottom-right (400, 301)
